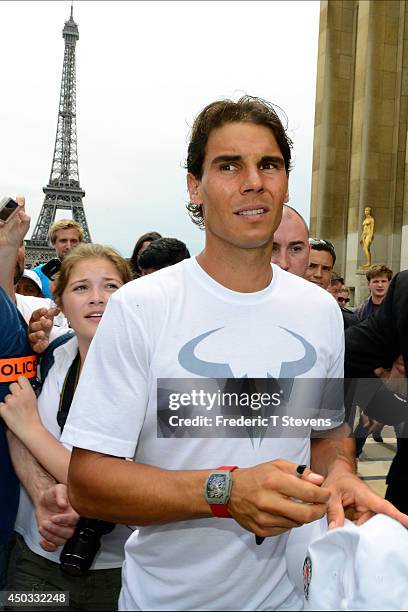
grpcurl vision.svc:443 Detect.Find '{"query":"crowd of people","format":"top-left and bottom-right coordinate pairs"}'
top-left (1, 95), bottom-right (408, 611)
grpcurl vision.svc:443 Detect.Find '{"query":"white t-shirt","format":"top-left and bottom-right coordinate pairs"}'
top-left (62, 259), bottom-right (344, 610)
top-left (15, 336), bottom-right (129, 569)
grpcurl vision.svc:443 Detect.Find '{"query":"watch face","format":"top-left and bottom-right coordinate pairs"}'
top-left (207, 474), bottom-right (227, 500)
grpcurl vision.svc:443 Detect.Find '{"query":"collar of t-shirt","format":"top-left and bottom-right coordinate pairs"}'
top-left (189, 257), bottom-right (281, 305)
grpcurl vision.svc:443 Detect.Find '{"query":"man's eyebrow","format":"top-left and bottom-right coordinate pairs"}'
top-left (288, 240), bottom-right (306, 247)
top-left (260, 155), bottom-right (285, 166)
top-left (211, 155), bottom-right (242, 165)
top-left (211, 154), bottom-right (285, 166)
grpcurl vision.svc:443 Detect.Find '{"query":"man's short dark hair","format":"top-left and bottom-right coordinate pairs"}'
top-left (186, 95), bottom-right (293, 229)
top-left (130, 231), bottom-right (162, 276)
top-left (309, 238), bottom-right (336, 266)
top-left (138, 238), bottom-right (190, 273)
top-left (330, 271), bottom-right (344, 285)
top-left (366, 263), bottom-right (393, 282)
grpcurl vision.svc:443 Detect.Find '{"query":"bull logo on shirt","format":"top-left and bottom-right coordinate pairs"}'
top-left (178, 327), bottom-right (317, 380)
top-left (161, 326), bottom-right (318, 445)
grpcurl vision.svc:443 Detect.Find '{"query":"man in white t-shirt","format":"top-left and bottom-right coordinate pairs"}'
top-left (62, 96), bottom-right (408, 611)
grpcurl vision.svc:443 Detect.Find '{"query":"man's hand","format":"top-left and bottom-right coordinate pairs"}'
top-left (35, 484), bottom-right (79, 552)
top-left (0, 196), bottom-right (30, 298)
top-left (360, 413), bottom-right (384, 435)
top-left (322, 470), bottom-right (408, 530)
top-left (228, 459), bottom-right (330, 537)
top-left (0, 196), bottom-right (30, 248)
top-left (374, 354), bottom-right (407, 398)
top-left (28, 307), bottom-right (61, 354)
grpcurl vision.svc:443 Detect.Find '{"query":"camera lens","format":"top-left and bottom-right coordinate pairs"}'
top-left (60, 518), bottom-right (115, 576)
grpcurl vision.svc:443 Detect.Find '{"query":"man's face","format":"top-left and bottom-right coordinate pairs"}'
top-left (15, 277), bottom-right (42, 298)
top-left (305, 249), bottom-right (334, 289)
top-left (368, 274), bottom-right (390, 302)
top-left (187, 122), bottom-right (288, 251)
top-left (336, 289), bottom-right (350, 308)
top-left (271, 209), bottom-right (310, 277)
top-left (53, 228), bottom-right (81, 260)
top-left (327, 280), bottom-right (342, 298)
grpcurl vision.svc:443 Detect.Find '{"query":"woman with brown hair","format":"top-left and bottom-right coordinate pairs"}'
top-left (1, 244), bottom-right (132, 611)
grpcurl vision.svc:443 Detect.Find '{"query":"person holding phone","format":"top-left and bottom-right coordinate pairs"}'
top-left (0, 197), bottom-right (20, 225)
top-left (0, 199), bottom-right (76, 589)
top-left (0, 198), bottom-right (33, 589)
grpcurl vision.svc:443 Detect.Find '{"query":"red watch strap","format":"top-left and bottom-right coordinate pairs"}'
top-left (211, 504), bottom-right (233, 518)
top-left (210, 466), bottom-right (239, 518)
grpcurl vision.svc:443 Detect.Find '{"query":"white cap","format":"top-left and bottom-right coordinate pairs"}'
top-left (22, 269), bottom-right (43, 292)
top-left (286, 514), bottom-right (408, 610)
top-left (285, 516), bottom-right (327, 594)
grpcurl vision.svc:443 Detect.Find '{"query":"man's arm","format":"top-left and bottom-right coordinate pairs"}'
top-left (7, 431), bottom-right (78, 550)
top-left (68, 448), bottom-right (330, 538)
top-left (364, 356), bottom-right (408, 425)
top-left (1, 376), bottom-right (71, 484)
top-left (0, 197), bottom-right (30, 300)
top-left (311, 429), bottom-right (356, 479)
top-left (7, 430), bottom-right (55, 507)
top-left (346, 275), bottom-right (408, 424)
top-left (345, 274), bottom-right (401, 377)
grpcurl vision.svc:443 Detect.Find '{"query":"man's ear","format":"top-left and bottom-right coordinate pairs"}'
top-left (284, 189), bottom-right (289, 204)
top-left (187, 173), bottom-right (202, 205)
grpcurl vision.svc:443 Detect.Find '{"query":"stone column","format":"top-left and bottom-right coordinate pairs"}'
top-left (311, 0), bottom-right (408, 305)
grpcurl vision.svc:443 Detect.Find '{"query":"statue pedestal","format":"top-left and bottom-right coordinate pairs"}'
top-left (353, 269), bottom-right (369, 307)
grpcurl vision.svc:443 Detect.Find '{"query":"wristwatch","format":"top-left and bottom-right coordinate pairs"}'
top-left (205, 465), bottom-right (238, 518)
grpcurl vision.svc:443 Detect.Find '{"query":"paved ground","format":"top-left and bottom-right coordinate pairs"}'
top-left (357, 425), bottom-right (396, 497)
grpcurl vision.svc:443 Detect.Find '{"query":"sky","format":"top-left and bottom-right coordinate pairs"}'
top-left (1, 0), bottom-right (320, 257)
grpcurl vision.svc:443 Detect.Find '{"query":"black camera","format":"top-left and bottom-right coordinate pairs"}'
top-left (59, 518), bottom-right (115, 576)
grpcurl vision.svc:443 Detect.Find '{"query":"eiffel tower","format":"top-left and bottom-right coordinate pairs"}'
top-left (25, 3), bottom-right (91, 268)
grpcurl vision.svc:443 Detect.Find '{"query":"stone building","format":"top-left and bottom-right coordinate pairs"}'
top-left (310, 0), bottom-right (408, 303)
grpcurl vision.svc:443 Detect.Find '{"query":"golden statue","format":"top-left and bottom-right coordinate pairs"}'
top-left (359, 206), bottom-right (375, 269)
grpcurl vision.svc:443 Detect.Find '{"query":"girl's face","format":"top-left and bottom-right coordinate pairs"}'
top-left (61, 257), bottom-right (124, 346)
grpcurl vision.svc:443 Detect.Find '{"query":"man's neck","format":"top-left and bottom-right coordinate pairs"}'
top-left (371, 294), bottom-right (383, 305)
top-left (196, 240), bottom-right (273, 293)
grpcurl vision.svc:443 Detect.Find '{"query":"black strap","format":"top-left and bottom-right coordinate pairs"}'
top-left (39, 330), bottom-right (75, 386)
top-left (57, 351), bottom-right (81, 433)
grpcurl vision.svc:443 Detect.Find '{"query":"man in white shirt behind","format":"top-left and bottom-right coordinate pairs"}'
top-left (62, 96), bottom-right (408, 611)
